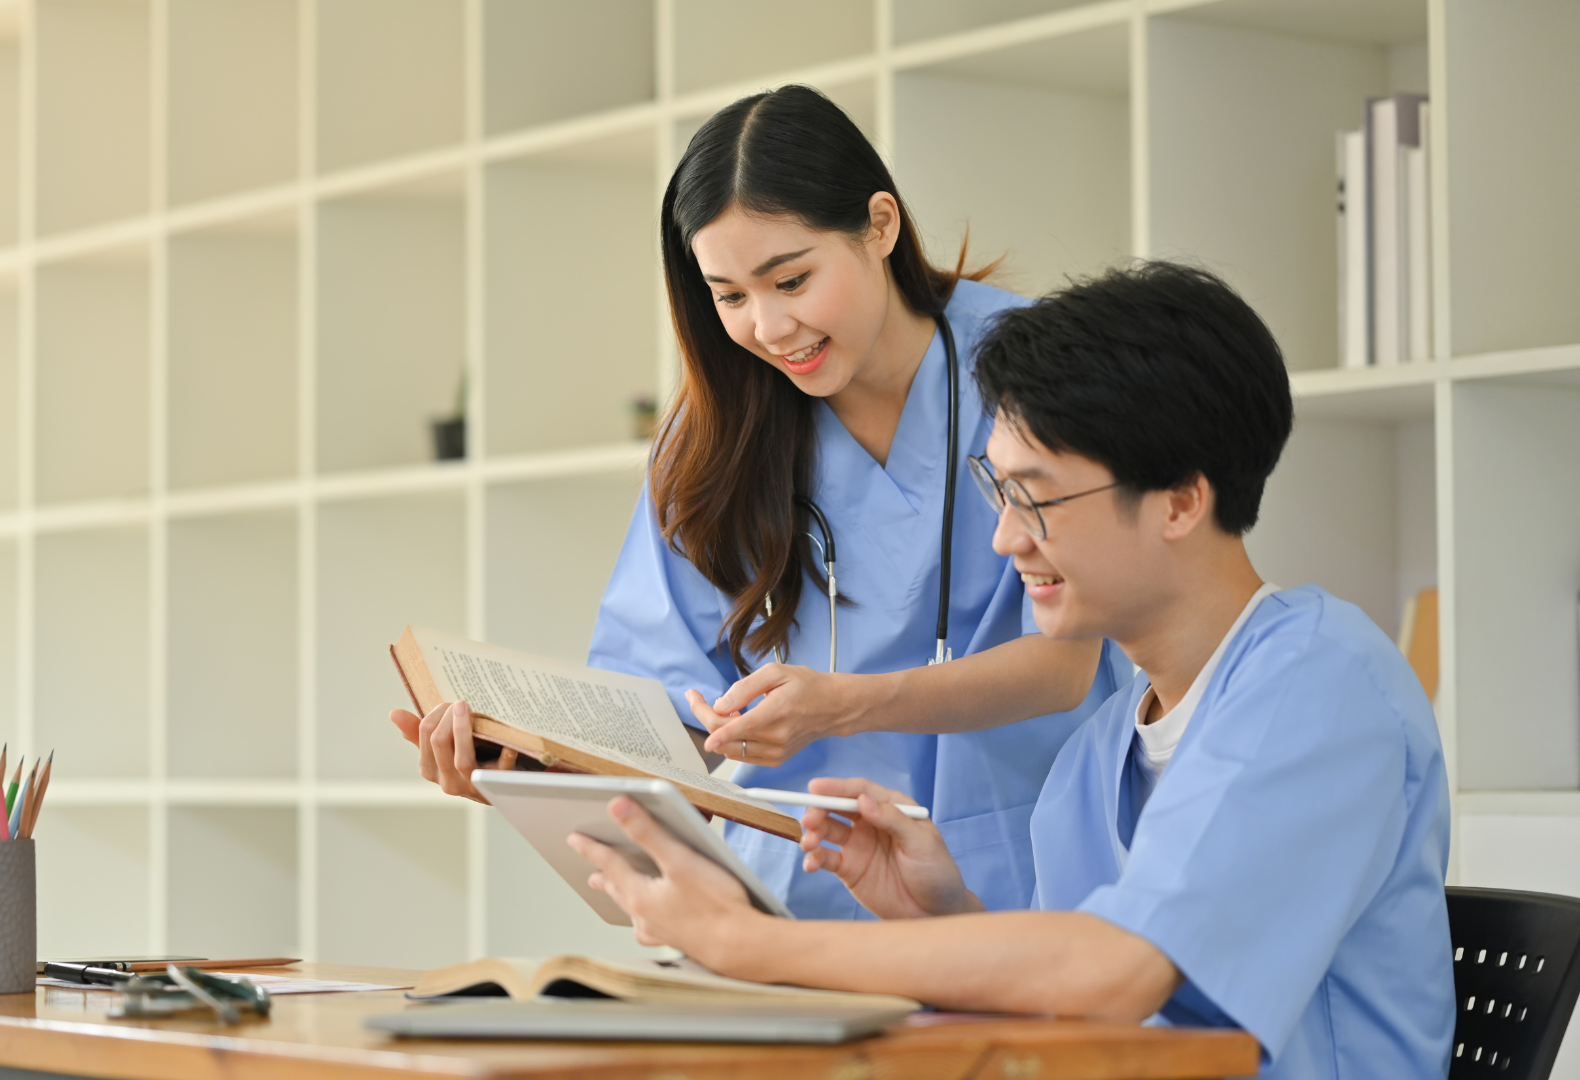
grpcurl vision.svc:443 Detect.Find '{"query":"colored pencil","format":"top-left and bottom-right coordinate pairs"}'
top-left (7, 764), bottom-right (30, 840)
top-left (4, 754), bottom-right (20, 817)
top-left (23, 752), bottom-right (51, 840)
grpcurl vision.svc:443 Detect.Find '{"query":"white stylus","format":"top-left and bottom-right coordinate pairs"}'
top-left (740, 788), bottom-right (931, 820)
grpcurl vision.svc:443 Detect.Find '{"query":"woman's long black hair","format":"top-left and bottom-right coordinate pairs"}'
top-left (651, 85), bottom-right (983, 673)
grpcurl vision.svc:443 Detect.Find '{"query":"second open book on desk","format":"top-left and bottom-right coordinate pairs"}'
top-left (410, 954), bottom-right (919, 1013)
top-left (390, 626), bottom-right (800, 840)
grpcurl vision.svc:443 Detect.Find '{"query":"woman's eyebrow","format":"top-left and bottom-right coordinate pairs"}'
top-left (702, 248), bottom-right (814, 284)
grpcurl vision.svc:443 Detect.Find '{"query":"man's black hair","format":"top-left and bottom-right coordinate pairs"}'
top-left (974, 261), bottom-right (1293, 535)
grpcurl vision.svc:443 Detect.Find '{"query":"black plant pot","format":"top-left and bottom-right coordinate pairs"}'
top-left (431, 417), bottom-right (466, 461)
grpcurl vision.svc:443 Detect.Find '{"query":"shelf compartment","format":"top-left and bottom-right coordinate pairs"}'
top-left (34, 0), bottom-right (152, 235)
top-left (167, 0), bottom-right (298, 206)
top-left (35, 525), bottom-right (149, 778)
top-left (167, 806), bottom-right (297, 957)
top-left (484, 132), bottom-right (656, 458)
top-left (484, 469), bottom-right (644, 666)
top-left (315, 0), bottom-right (464, 174)
top-left (0, 283), bottom-right (15, 510)
top-left (0, 18), bottom-right (18, 246)
top-left (37, 806), bottom-right (150, 957)
top-left (35, 250), bottom-right (151, 504)
top-left (317, 805), bottom-right (467, 968)
top-left (1248, 407), bottom-right (1436, 642)
top-left (485, 811), bottom-right (656, 959)
top-left (316, 490), bottom-right (465, 781)
top-left (672, 0), bottom-right (875, 94)
top-left (894, 22), bottom-right (1130, 296)
top-left (167, 509), bottom-right (297, 779)
top-left (1146, 13), bottom-right (1428, 372)
top-left (1443, 0), bottom-right (1580, 356)
top-left (1453, 374), bottom-right (1580, 791)
top-left (483, 0), bottom-right (654, 136)
top-left (168, 215), bottom-right (299, 489)
top-left (317, 175), bottom-right (466, 475)
top-left (0, 539), bottom-right (14, 748)
top-left (893, 0), bottom-right (1095, 45)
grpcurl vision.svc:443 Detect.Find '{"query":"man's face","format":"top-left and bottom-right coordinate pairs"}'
top-left (984, 413), bottom-right (1158, 643)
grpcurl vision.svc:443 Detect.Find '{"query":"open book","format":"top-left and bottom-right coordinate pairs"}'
top-left (411, 955), bottom-right (921, 1014)
top-left (391, 626), bottom-right (800, 840)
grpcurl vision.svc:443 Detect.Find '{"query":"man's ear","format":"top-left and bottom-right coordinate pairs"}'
top-left (1159, 473), bottom-right (1214, 541)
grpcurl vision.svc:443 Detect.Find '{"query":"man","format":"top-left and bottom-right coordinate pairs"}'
top-left (569, 262), bottom-right (1454, 1079)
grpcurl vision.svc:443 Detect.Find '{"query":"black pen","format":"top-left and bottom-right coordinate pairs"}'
top-left (42, 962), bottom-right (134, 986)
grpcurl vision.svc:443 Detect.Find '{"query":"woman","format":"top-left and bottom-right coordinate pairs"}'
top-left (393, 85), bottom-right (1129, 918)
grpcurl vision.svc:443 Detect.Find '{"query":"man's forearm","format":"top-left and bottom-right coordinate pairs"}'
top-left (712, 909), bottom-right (1179, 1020)
top-left (849, 635), bottom-right (1104, 736)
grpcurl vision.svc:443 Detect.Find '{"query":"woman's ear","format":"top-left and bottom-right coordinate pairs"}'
top-left (866, 191), bottom-right (903, 259)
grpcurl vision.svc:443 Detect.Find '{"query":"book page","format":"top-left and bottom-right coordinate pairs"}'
top-left (415, 627), bottom-right (706, 774)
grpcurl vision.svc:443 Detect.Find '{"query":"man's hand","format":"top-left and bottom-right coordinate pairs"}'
top-left (799, 777), bottom-right (982, 920)
top-left (687, 664), bottom-right (879, 765)
top-left (567, 797), bottom-right (770, 970)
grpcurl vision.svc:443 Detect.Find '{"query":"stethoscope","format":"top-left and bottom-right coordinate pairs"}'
top-left (768, 313), bottom-right (961, 672)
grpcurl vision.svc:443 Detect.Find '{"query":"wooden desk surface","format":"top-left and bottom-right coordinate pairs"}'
top-left (0, 963), bottom-right (1259, 1080)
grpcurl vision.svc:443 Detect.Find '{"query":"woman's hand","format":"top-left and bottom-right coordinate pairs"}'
top-left (687, 664), bottom-right (884, 764)
top-left (799, 777), bottom-right (982, 920)
top-left (567, 797), bottom-right (770, 971)
top-left (389, 701), bottom-right (516, 804)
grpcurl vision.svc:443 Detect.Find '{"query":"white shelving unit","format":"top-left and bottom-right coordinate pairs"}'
top-left (0, 0), bottom-right (1575, 1022)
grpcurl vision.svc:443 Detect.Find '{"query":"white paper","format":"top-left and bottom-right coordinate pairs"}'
top-left (36, 973), bottom-right (408, 994)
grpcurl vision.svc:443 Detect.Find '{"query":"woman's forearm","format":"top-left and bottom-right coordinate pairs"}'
top-left (847, 635), bottom-right (1104, 736)
top-left (712, 908), bottom-right (1177, 1020)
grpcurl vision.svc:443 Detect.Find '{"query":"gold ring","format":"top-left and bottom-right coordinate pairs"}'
top-left (741, 740), bottom-right (748, 760)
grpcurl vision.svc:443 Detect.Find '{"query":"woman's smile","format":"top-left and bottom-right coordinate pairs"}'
top-left (779, 336), bottom-right (830, 375)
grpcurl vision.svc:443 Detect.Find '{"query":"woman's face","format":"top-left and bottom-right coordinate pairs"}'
top-left (691, 201), bottom-right (899, 398)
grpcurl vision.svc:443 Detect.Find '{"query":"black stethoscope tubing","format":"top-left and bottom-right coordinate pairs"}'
top-left (776, 313), bottom-right (960, 671)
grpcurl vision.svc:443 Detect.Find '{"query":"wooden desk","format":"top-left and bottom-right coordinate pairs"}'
top-left (0, 964), bottom-right (1259, 1080)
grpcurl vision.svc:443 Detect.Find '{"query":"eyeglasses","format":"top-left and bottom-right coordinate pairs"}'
top-left (967, 454), bottom-right (1120, 541)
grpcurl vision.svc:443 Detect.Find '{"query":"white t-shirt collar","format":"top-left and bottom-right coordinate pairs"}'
top-left (1133, 582), bottom-right (1280, 778)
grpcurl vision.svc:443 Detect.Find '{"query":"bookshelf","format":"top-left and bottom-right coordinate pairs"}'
top-left (0, 0), bottom-right (1574, 1027)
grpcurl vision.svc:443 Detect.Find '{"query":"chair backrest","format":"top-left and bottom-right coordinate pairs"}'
top-left (1448, 886), bottom-right (1580, 1079)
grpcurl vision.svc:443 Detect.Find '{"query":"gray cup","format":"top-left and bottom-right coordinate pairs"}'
top-left (0, 840), bottom-right (35, 994)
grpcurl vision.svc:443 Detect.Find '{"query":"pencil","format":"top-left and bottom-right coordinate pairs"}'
top-left (7, 764), bottom-right (30, 841)
top-left (24, 753), bottom-right (51, 840)
top-left (4, 754), bottom-right (20, 817)
top-left (17, 761), bottom-right (37, 838)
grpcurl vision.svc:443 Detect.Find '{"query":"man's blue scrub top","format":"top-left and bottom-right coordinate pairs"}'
top-left (1031, 585), bottom-right (1454, 1079)
top-left (589, 279), bottom-right (1130, 919)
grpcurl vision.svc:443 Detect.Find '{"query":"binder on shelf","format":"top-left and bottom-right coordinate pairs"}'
top-left (1406, 100), bottom-right (1433, 362)
top-left (1338, 130), bottom-right (1370, 369)
top-left (1368, 93), bottom-right (1427, 367)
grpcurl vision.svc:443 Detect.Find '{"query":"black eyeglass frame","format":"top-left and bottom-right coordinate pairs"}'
top-left (967, 454), bottom-right (1121, 541)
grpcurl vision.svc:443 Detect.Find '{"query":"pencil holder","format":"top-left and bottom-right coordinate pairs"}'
top-left (0, 840), bottom-right (35, 994)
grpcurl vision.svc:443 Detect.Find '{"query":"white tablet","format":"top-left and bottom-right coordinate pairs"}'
top-left (473, 771), bottom-right (795, 926)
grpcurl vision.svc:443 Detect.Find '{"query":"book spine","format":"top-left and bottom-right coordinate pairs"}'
top-left (1370, 97), bottom-right (1402, 366)
top-left (1341, 129), bottom-right (1370, 368)
top-left (1407, 100), bottom-right (1433, 362)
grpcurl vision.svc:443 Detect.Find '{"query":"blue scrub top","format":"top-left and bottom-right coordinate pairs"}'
top-left (588, 279), bottom-right (1130, 918)
top-left (1031, 586), bottom-right (1453, 1079)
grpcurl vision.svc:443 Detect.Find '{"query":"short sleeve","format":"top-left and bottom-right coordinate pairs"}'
top-left (586, 483), bottom-right (741, 727)
top-left (1077, 609), bottom-right (1410, 1059)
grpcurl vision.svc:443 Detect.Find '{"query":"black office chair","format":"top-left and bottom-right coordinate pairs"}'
top-left (1448, 887), bottom-right (1580, 1078)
